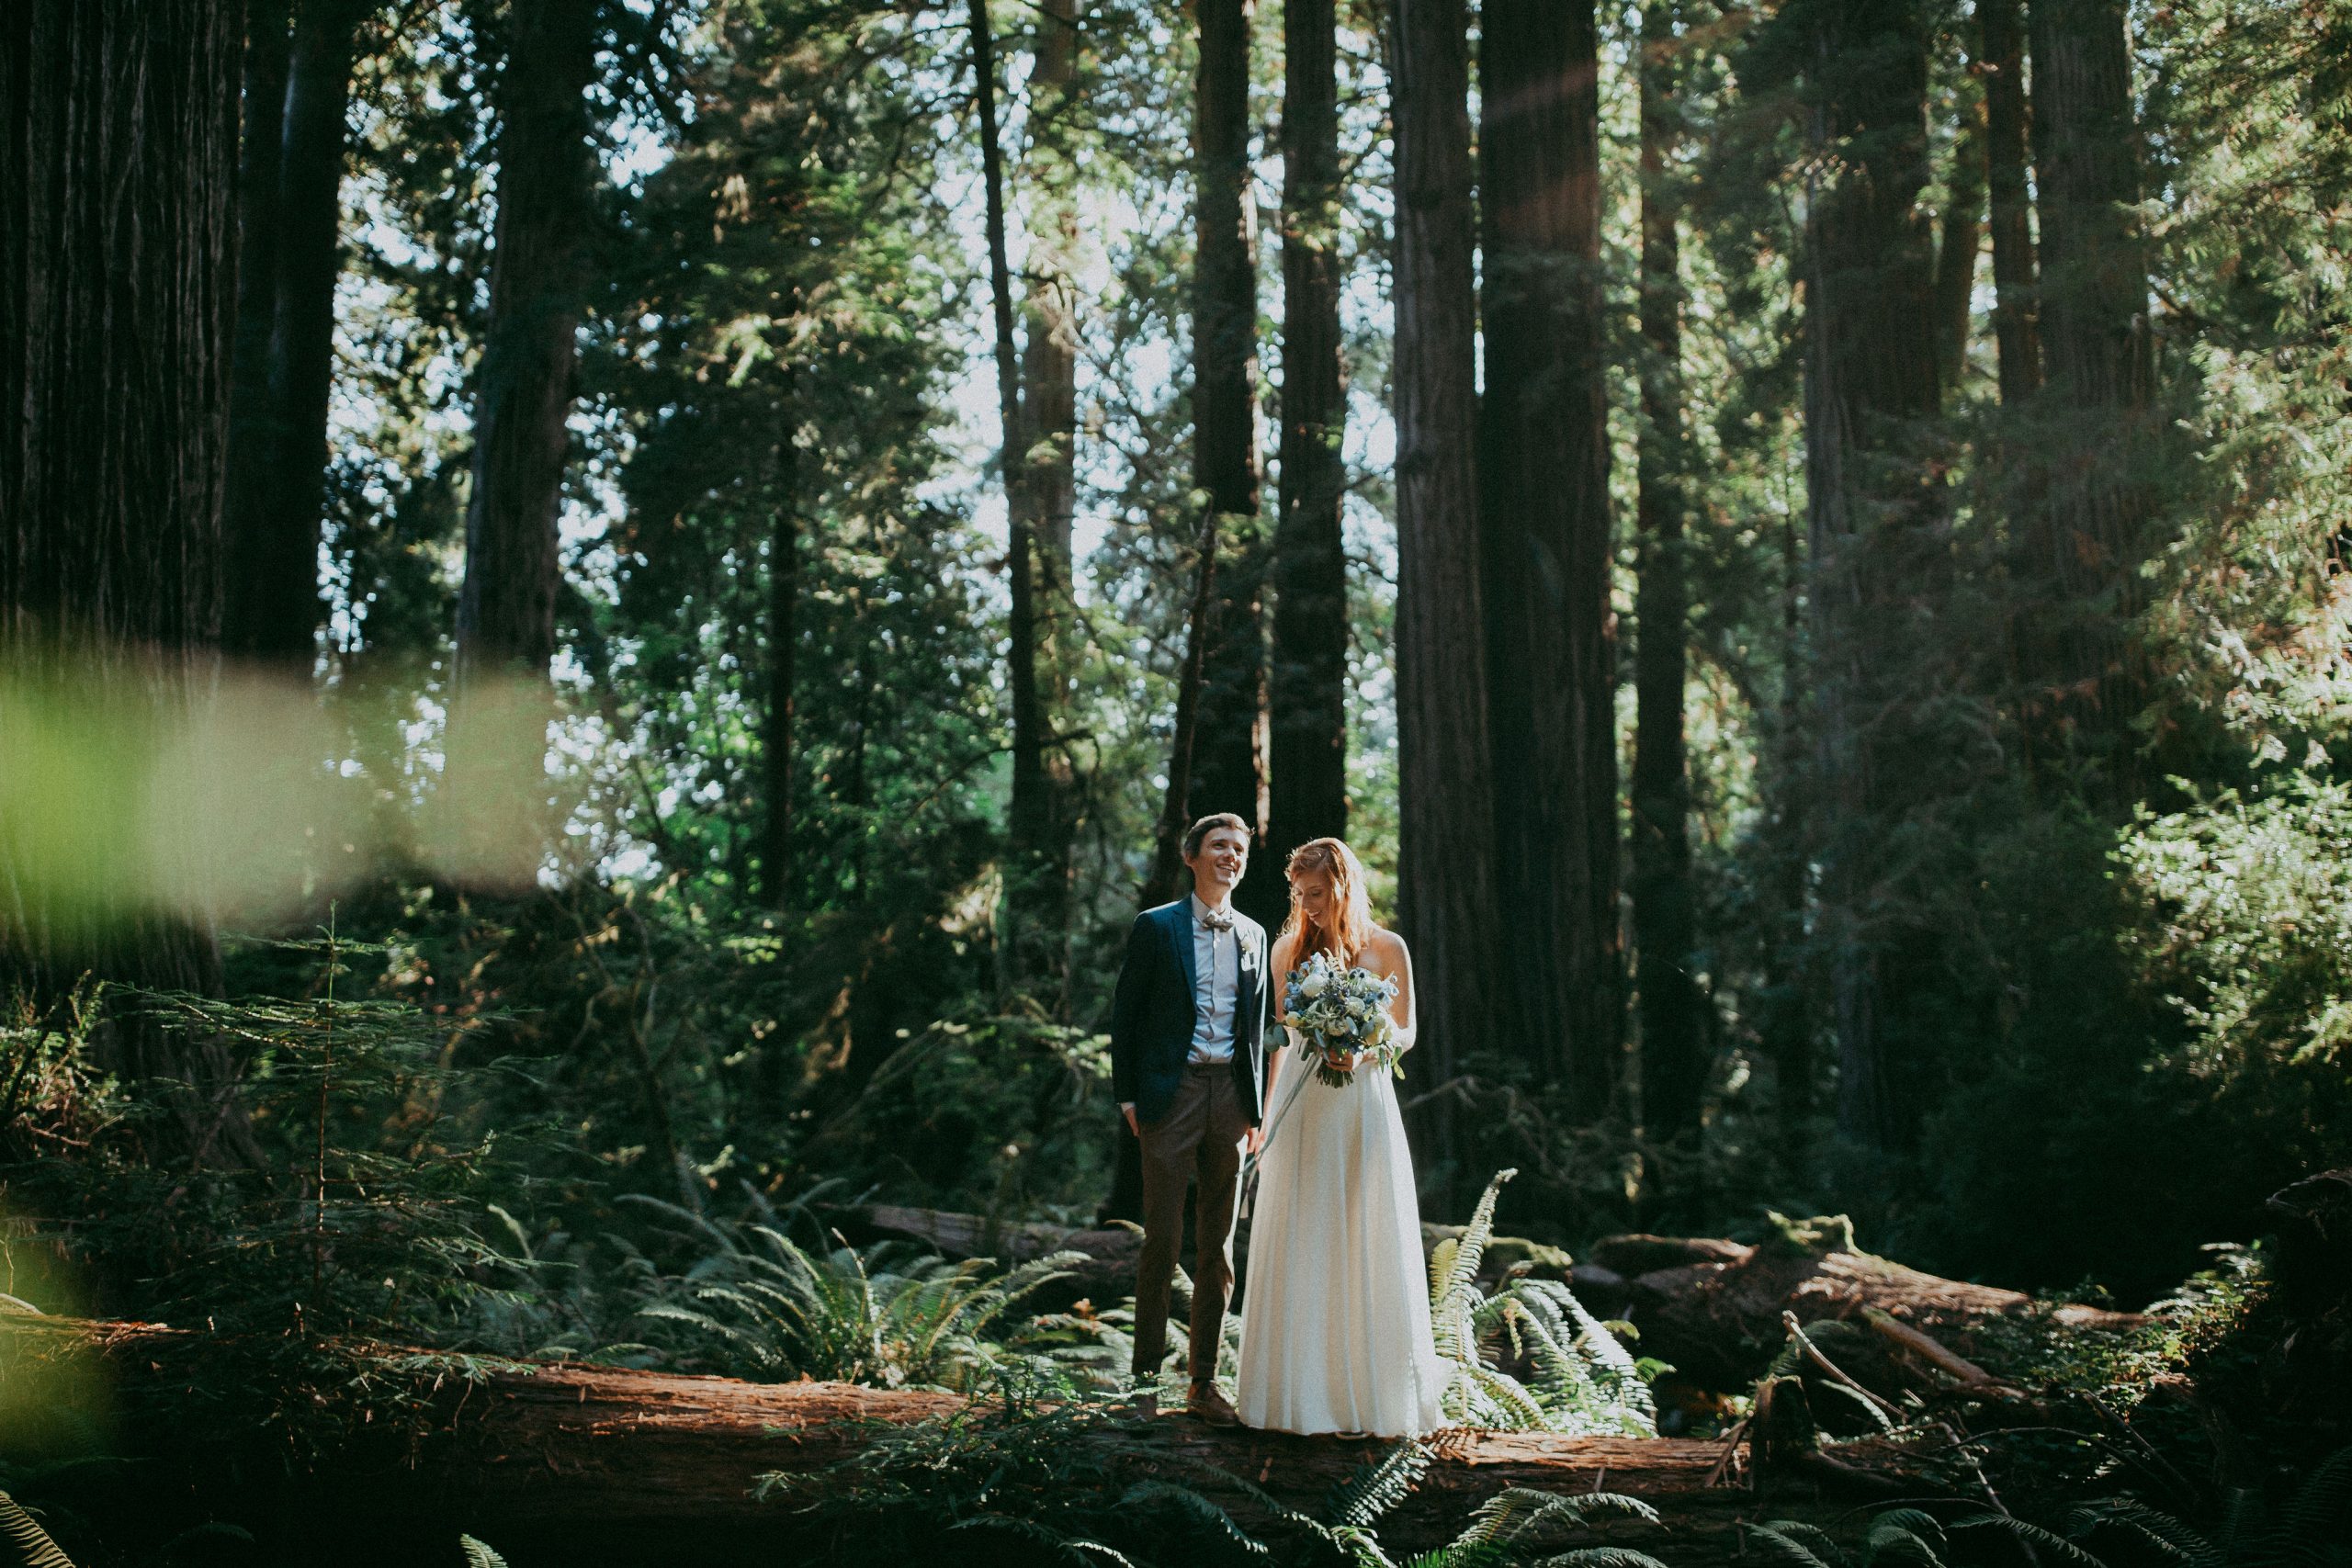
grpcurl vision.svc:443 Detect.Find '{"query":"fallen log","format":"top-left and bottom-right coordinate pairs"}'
top-left (6, 1316), bottom-right (1934, 1567)
top-left (1613, 1222), bottom-right (2145, 1394)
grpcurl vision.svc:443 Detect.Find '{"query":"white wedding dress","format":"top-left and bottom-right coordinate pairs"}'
top-left (1235, 1028), bottom-right (1451, 1436)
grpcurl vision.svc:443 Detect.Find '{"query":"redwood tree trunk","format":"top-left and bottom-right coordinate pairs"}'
top-left (1187, 0), bottom-right (1271, 919)
top-left (1392, 0), bottom-right (1497, 1190)
top-left (1265, 0), bottom-right (1349, 892)
top-left (1979, 0), bottom-right (2041, 404)
top-left (1631, 0), bottom-right (1705, 1146)
top-left (1478, 0), bottom-right (1620, 1114)
top-left (227, 0), bottom-right (368, 666)
top-left (759, 399), bottom-right (799, 909)
top-left (1009, 0), bottom-right (1082, 999)
top-left (455, 0), bottom-right (600, 684)
top-left (1931, 73), bottom-right (1985, 390)
top-left (220, 0), bottom-right (293, 649)
top-left (0, 0), bottom-right (245, 1134)
top-left (1797, 0), bottom-right (1944, 1154)
top-left (2024, 0), bottom-right (2156, 784)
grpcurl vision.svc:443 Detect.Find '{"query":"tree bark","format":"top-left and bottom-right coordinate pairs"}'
top-left (1979, 0), bottom-right (2041, 404)
top-left (758, 395), bottom-right (799, 909)
top-left (455, 0), bottom-right (599, 685)
top-left (0, 0), bottom-right (245, 1135)
top-left (2022, 0), bottom-right (2156, 785)
top-left (1478, 0), bottom-right (1621, 1114)
top-left (1632, 0), bottom-right (1705, 1147)
top-left (1143, 502), bottom-right (1225, 909)
top-left (226, 0), bottom-right (368, 667)
top-left (1264, 0), bottom-right (1349, 893)
top-left (1007, 0), bottom-right (1082, 1000)
top-left (1186, 0), bottom-right (1272, 923)
top-left (1796, 0), bottom-right (1945, 1154)
top-left (1931, 72), bottom-right (1985, 391)
top-left (1391, 0), bottom-right (1498, 1193)
top-left (17, 1317), bottom-right (1909, 1565)
top-left (220, 0), bottom-right (294, 652)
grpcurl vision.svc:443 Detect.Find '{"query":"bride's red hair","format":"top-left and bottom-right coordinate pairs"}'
top-left (1280, 838), bottom-right (1374, 964)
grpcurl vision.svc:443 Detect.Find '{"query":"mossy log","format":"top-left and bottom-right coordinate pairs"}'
top-left (6, 1316), bottom-right (1931, 1567)
top-left (1612, 1228), bottom-right (2145, 1394)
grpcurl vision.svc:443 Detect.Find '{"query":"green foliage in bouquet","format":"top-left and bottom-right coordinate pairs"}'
top-left (1430, 1172), bottom-right (1657, 1437)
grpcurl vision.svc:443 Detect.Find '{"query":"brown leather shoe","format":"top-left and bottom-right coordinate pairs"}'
top-left (1188, 1382), bottom-right (1240, 1427)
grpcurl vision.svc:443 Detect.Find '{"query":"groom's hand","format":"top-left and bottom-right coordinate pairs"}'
top-left (1121, 1102), bottom-right (1139, 1135)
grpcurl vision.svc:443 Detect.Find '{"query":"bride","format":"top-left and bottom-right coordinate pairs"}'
top-left (1235, 837), bottom-right (1450, 1437)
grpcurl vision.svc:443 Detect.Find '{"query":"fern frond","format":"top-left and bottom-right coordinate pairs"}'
top-left (2284, 1443), bottom-right (2352, 1543)
top-left (2075, 1499), bottom-right (2220, 1568)
top-left (1741, 1519), bottom-right (1848, 1568)
top-left (0, 1495), bottom-right (74, 1568)
top-left (1117, 1480), bottom-right (1271, 1556)
top-left (1326, 1439), bottom-right (1431, 1529)
top-left (1857, 1509), bottom-right (1946, 1566)
top-left (458, 1535), bottom-right (509, 1568)
top-left (1951, 1515), bottom-right (2111, 1568)
top-left (1532, 1551), bottom-right (1675, 1568)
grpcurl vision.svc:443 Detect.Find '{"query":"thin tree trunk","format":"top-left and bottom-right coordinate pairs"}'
top-left (1265, 0), bottom-right (1349, 889)
top-left (1478, 0), bottom-right (1620, 1114)
top-left (1144, 502), bottom-right (1225, 908)
top-left (0, 0), bottom-right (249, 1147)
top-left (1187, 0), bottom-right (1271, 921)
top-left (1012, 0), bottom-right (1081, 1000)
top-left (970, 0), bottom-right (1057, 990)
top-left (1797, 0), bottom-right (1944, 1155)
top-left (1761, 511), bottom-right (1814, 1168)
top-left (2024, 0), bottom-right (2156, 784)
top-left (1392, 0), bottom-right (1497, 1193)
top-left (1932, 72), bottom-right (1985, 391)
top-left (221, 0), bottom-right (294, 647)
top-left (455, 0), bottom-right (599, 684)
top-left (759, 391), bottom-right (799, 910)
top-left (1979, 0), bottom-right (2041, 404)
top-left (227, 0), bottom-right (368, 666)
top-left (1632, 0), bottom-right (1705, 1146)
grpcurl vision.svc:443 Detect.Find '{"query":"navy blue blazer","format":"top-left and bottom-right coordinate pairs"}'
top-left (1109, 898), bottom-right (1270, 1127)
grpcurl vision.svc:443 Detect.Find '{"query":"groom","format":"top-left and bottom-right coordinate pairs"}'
top-left (1110, 812), bottom-right (1269, 1425)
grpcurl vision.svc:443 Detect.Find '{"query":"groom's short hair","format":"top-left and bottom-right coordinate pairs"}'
top-left (1182, 812), bottom-right (1252, 860)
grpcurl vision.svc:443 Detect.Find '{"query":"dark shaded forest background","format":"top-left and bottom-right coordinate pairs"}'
top-left (6, 0), bottom-right (2352, 1365)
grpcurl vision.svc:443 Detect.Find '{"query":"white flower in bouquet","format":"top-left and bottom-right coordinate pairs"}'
top-left (1278, 949), bottom-right (1404, 1089)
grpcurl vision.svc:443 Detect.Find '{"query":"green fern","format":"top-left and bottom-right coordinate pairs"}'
top-left (1326, 1440), bottom-right (1432, 1530)
top-left (1951, 1515), bottom-right (2112, 1568)
top-left (1431, 1171), bottom-right (1656, 1437)
top-left (1115, 1480), bottom-right (1271, 1557)
top-left (628, 1195), bottom-right (1079, 1390)
top-left (0, 1495), bottom-right (74, 1568)
top-left (1532, 1551), bottom-right (1674, 1568)
top-left (458, 1536), bottom-right (508, 1568)
top-left (1740, 1519), bottom-right (1849, 1568)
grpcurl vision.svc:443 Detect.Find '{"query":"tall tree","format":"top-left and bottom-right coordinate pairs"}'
top-left (1932, 69), bottom-right (1986, 388)
top-left (2024, 0), bottom-right (2156, 776)
top-left (1392, 0), bottom-right (1498, 1184)
top-left (971, 0), bottom-right (1060, 988)
top-left (1632, 0), bottom-right (1706, 1145)
top-left (455, 0), bottom-right (600, 686)
top-left (1187, 0), bottom-right (1271, 919)
top-left (0, 0), bottom-right (249, 1136)
top-left (1265, 0), bottom-right (1349, 888)
top-left (759, 388), bottom-right (800, 909)
top-left (1011, 0), bottom-right (1083, 998)
top-left (1789, 0), bottom-right (1946, 1153)
top-left (225, 0), bottom-right (370, 665)
top-left (1979, 0), bottom-right (2041, 403)
top-left (1479, 0), bottom-right (1620, 1111)
top-left (221, 0), bottom-right (295, 652)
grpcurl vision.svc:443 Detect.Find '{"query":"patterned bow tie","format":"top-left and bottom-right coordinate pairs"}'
top-left (1201, 906), bottom-right (1236, 932)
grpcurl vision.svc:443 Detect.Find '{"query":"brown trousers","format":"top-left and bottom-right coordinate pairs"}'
top-left (1131, 1063), bottom-right (1252, 1387)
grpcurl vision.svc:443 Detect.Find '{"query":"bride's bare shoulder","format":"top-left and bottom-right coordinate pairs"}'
top-left (1362, 926), bottom-right (1410, 967)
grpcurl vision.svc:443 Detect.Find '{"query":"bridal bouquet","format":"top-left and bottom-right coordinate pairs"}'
top-left (1279, 950), bottom-right (1402, 1089)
